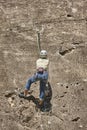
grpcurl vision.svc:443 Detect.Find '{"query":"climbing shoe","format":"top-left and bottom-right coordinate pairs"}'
top-left (19, 93), bottom-right (25, 98)
top-left (38, 99), bottom-right (44, 106)
top-left (41, 107), bottom-right (51, 112)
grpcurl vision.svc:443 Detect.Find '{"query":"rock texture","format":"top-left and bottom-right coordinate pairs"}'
top-left (0, 0), bottom-right (87, 130)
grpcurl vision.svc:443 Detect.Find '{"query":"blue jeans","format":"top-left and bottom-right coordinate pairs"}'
top-left (25, 71), bottom-right (48, 100)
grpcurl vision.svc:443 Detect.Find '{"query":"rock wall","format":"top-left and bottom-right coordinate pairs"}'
top-left (0, 0), bottom-right (87, 130)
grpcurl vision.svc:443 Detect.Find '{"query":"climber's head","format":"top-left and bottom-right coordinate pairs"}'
top-left (40, 50), bottom-right (47, 59)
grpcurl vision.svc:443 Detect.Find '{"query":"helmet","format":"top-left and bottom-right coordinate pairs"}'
top-left (40, 50), bottom-right (47, 58)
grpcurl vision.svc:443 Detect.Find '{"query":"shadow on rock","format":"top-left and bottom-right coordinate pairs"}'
top-left (19, 82), bottom-right (52, 112)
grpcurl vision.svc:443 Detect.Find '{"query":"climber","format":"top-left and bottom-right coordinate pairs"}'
top-left (19, 50), bottom-right (49, 106)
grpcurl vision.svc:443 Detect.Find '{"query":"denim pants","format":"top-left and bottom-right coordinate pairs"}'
top-left (25, 71), bottom-right (48, 100)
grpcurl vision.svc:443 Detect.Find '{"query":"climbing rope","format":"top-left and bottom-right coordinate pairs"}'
top-left (37, 31), bottom-right (41, 55)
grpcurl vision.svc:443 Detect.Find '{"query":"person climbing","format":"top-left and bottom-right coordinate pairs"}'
top-left (19, 50), bottom-right (49, 106)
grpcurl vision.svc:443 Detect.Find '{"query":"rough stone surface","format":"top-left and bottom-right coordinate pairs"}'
top-left (0, 0), bottom-right (87, 130)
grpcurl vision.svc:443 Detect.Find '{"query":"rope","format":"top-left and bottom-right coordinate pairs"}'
top-left (37, 31), bottom-right (41, 55)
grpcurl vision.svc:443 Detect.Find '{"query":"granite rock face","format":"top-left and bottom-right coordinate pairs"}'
top-left (0, 0), bottom-right (87, 130)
